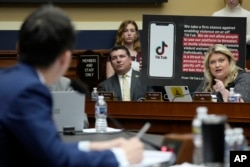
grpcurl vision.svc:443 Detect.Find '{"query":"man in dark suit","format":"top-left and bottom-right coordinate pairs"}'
top-left (0, 4), bottom-right (143, 167)
top-left (98, 45), bottom-right (152, 101)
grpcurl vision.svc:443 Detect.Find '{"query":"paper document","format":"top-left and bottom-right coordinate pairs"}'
top-left (82, 127), bottom-right (122, 133)
top-left (130, 150), bottom-right (175, 167)
top-left (170, 162), bottom-right (205, 167)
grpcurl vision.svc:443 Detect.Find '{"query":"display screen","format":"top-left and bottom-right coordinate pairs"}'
top-left (0, 0), bottom-right (168, 4)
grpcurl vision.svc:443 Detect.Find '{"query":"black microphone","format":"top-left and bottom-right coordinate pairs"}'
top-left (70, 79), bottom-right (89, 96)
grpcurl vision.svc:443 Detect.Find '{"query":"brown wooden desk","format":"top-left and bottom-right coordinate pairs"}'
top-left (85, 101), bottom-right (250, 144)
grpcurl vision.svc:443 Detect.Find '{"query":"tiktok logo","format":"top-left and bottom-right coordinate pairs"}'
top-left (155, 41), bottom-right (168, 59)
top-left (156, 41), bottom-right (168, 55)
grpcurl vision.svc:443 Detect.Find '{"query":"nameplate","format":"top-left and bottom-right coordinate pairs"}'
top-left (99, 92), bottom-right (114, 101)
top-left (193, 92), bottom-right (212, 102)
top-left (145, 92), bottom-right (162, 101)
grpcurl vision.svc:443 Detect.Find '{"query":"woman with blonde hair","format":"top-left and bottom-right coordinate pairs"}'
top-left (196, 44), bottom-right (250, 102)
top-left (106, 20), bottom-right (142, 78)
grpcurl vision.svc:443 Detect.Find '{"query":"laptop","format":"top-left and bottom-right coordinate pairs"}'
top-left (164, 86), bottom-right (193, 102)
top-left (51, 91), bottom-right (85, 133)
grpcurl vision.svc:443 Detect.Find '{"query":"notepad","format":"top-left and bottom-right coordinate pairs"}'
top-left (82, 127), bottom-right (122, 133)
top-left (131, 150), bottom-right (176, 167)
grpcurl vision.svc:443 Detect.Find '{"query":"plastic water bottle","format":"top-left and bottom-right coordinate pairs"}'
top-left (192, 106), bottom-right (208, 165)
top-left (228, 87), bottom-right (237, 102)
top-left (91, 87), bottom-right (99, 101)
top-left (224, 127), bottom-right (248, 166)
top-left (234, 128), bottom-right (248, 151)
top-left (224, 128), bottom-right (235, 166)
top-left (95, 95), bottom-right (107, 133)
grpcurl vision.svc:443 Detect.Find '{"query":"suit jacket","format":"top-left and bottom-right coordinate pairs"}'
top-left (0, 63), bottom-right (118, 167)
top-left (98, 70), bottom-right (152, 101)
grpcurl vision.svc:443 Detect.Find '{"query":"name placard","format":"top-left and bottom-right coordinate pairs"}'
top-left (99, 92), bottom-right (114, 101)
top-left (145, 92), bottom-right (162, 101)
top-left (193, 92), bottom-right (212, 102)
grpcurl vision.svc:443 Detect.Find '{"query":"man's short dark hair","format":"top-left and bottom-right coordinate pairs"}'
top-left (18, 4), bottom-right (76, 67)
top-left (109, 45), bottom-right (131, 60)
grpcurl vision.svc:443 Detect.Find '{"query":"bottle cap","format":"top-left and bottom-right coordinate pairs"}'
top-left (202, 114), bottom-right (227, 124)
top-left (98, 95), bottom-right (104, 100)
top-left (225, 128), bottom-right (234, 135)
top-left (234, 127), bottom-right (243, 134)
top-left (196, 106), bottom-right (208, 114)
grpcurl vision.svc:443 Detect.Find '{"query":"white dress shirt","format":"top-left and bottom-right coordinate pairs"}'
top-left (212, 4), bottom-right (250, 44)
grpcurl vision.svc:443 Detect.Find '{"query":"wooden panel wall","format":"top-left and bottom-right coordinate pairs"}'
top-left (0, 50), bottom-right (110, 93)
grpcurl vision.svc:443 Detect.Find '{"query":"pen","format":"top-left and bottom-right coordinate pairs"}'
top-left (136, 122), bottom-right (151, 138)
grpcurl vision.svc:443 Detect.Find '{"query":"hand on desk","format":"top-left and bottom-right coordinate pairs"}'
top-left (89, 137), bottom-right (144, 164)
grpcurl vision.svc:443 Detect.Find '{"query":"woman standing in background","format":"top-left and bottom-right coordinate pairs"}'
top-left (106, 20), bottom-right (142, 78)
top-left (212, 0), bottom-right (250, 44)
top-left (213, 0), bottom-right (250, 70)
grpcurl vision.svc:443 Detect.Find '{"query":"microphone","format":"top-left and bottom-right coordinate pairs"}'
top-left (70, 79), bottom-right (89, 95)
top-left (137, 97), bottom-right (146, 102)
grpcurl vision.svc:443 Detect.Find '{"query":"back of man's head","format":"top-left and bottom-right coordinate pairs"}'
top-left (18, 4), bottom-right (76, 67)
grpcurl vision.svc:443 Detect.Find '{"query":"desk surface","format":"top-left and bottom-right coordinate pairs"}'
top-left (61, 131), bottom-right (194, 165)
top-left (61, 131), bottom-right (164, 151)
top-left (85, 101), bottom-right (250, 144)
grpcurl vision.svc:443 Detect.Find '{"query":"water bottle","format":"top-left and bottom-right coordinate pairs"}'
top-left (228, 87), bottom-right (237, 102)
top-left (234, 128), bottom-right (247, 151)
top-left (192, 106), bottom-right (208, 165)
top-left (95, 95), bottom-right (107, 133)
top-left (224, 128), bottom-right (235, 166)
top-left (91, 87), bottom-right (99, 101)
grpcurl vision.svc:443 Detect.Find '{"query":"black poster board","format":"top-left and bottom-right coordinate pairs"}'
top-left (141, 15), bottom-right (246, 92)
